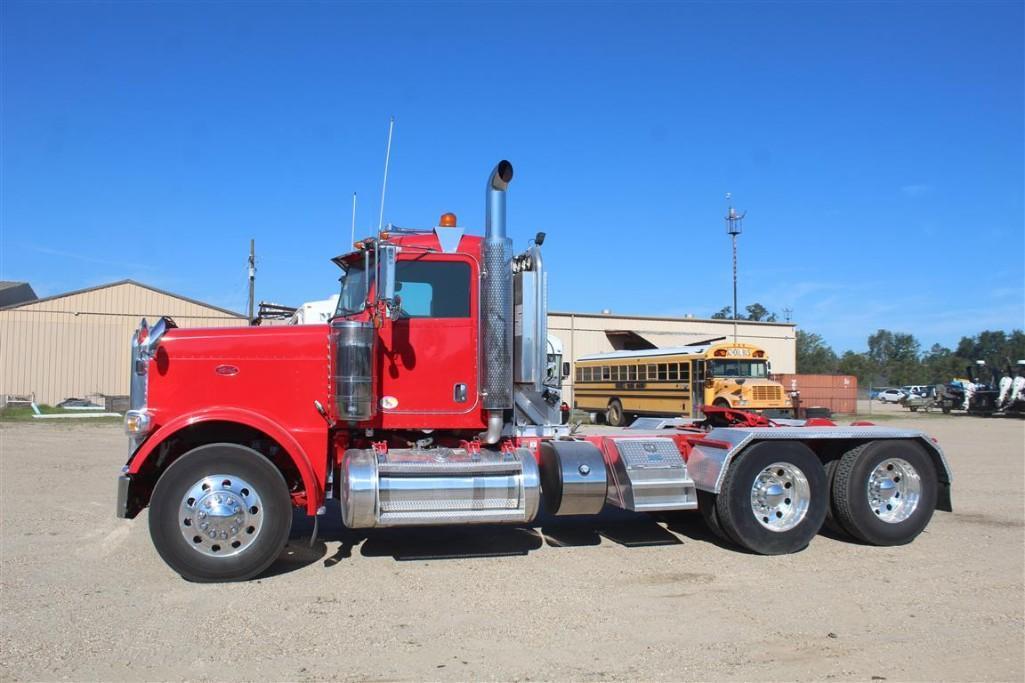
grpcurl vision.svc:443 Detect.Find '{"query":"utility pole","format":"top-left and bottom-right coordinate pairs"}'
top-left (724, 194), bottom-right (746, 345)
top-left (247, 239), bottom-right (256, 324)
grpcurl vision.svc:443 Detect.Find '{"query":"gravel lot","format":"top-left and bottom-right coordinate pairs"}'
top-left (1, 415), bottom-right (1022, 681)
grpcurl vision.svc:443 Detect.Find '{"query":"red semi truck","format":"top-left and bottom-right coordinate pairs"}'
top-left (116, 161), bottom-right (952, 581)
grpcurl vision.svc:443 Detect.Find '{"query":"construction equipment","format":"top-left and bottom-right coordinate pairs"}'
top-left (115, 160), bottom-right (952, 581)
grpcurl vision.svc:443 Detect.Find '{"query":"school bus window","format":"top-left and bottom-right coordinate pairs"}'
top-left (658, 363), bottom-right (668, 380)
top-left (602, 366), bottom-right (610, 380)
top-left (628, 366), bottom-right (638, 381)
top-left (637, 365), bottom-right (646, 381)
top-left (668, 364), bottom-right (679, 381)
top-left (680, 363), bottom-right (690, 381)
top-left (647, 364), bottom-right (657, 379)
top-left (576, 367), bottom-right (583, 382)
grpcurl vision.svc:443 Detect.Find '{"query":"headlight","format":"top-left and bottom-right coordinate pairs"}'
top-left (124, 409), bottom-right (152, 436)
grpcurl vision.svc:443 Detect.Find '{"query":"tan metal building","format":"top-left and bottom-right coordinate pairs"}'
top-left (548, 311), bottom-right (797, 405)
top-left (0, 280), bottom-right (246, 405)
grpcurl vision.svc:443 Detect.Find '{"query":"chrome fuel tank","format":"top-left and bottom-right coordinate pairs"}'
top-left (339, 447), bottom-right (540, 528)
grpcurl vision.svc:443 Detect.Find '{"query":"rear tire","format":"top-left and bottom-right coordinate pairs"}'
top-left (606, 399), bottom-right (626, 427)
top-left (822, 458), bottom-right (846, 536)
top-left (697, 490), bottom-right (731, 542)
top-left (832, 441), bottom-right (937, 546)
top-left (715, 441), bottom-right (827, 555)
top-left (149, 443), bottom-right (292, 582)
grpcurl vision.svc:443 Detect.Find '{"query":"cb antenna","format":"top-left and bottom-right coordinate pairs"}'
top-left (724, 192), bottom-right (746, 345)
top-left (378, 116), bottom-right (396, 231)
top-left (351, 192), bottom-right (357, 246)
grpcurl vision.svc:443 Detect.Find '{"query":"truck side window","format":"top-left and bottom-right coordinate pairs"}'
top-left (394, 261), bottom-right (471, 318)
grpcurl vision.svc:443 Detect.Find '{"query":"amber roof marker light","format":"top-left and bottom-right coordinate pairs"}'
top-left (439, 212), bottom-right (458, 227)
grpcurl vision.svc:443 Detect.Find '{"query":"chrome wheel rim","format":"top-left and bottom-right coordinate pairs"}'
top-left (867, 458), bottom-right (921, 523)
top-left (750, 462), bottom-right (810, 532)
top-left (179, 474), bottom-right (263, 557)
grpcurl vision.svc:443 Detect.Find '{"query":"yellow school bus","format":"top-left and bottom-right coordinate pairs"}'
top-left (573, 342), bottom-right (790, 426)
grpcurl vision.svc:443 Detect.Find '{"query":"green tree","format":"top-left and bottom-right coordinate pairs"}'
top-left (796, 330), bottom-right (838, 374)
top-left (745, 303), bottom-right (778, 322)
top-left (838, 350), bottom-right (878, 387)
top-left (866, 329), bottom-right (921, 385)
top-left (955, 329), bottom-right (1025, 374)
top-left (921, 344), bottom-right (965, 384)
top-left (710, 303), bottom-right (778, 321)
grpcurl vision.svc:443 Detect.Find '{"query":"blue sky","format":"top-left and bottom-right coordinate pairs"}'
top-left (2, 1), bottom-right (1022, 352)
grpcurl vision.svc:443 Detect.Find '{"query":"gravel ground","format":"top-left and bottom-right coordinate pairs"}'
top-left (1, 416), bottom-right (1022, 682)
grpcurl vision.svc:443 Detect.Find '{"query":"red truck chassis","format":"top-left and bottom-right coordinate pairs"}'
top-left (116, 161), bottom-right (952, 581)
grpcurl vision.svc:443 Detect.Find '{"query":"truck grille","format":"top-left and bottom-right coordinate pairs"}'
top-left (753, 385), bottom-right (783, 402)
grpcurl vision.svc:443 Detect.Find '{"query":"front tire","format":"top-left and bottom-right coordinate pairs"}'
top-left (149, 443), bottom-right (292, 582)
top-left (714, 441), bottom-right (828, 555)
top-left (832, 441), bottom-right (937, 546)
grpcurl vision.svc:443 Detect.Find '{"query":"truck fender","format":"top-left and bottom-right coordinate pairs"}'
top-left (126, 407), bottom-right (322, 515)
top-left (687, 426), bottom-right (953, 512)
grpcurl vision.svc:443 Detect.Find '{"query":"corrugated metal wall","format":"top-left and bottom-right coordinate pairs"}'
top-left (548, 312), bottom-right (797, 406)
top-left (0, 282), bottom-right (246, 405)
top-left (774, 374), bottom-right (859, 415)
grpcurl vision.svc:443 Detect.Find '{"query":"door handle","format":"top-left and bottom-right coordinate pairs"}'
top-left (453, 383), bottom-right (468, 403)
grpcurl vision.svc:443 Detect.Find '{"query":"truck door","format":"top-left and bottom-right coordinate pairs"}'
top-left (378, 256), bottom-right (479, 426)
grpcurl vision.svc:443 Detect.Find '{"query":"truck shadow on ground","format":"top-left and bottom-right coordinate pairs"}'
top-left (263, 502), bottom-right (733, 578)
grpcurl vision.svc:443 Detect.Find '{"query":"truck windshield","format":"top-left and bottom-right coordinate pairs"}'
top-left (335, 262), bottom-right (372, 317)
top-left (709, 359), bottom-right (768, 378)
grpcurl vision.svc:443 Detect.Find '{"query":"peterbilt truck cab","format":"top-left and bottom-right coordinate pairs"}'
top-left (117, 160), bottom-right (951, 582)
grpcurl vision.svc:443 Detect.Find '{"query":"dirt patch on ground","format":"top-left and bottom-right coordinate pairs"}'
top-left (1, 417), bottom-right (1022, 681)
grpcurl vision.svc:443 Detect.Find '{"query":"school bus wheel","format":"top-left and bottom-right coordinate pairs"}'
top-left (606, 399), bottom-right (626, 427)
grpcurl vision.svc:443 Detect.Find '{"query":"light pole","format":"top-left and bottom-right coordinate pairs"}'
top-left (725, 195), bottom-right (745, 345)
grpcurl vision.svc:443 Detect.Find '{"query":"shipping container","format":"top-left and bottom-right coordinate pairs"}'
top-left (773, 374), bottom-right (858, 415)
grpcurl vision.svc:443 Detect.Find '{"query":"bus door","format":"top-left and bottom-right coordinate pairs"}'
top-left (691, 360), bottom-right (706, 417)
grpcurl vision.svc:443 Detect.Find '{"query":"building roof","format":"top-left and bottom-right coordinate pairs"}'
top-left (0, 281), bottom-right (38, 308)
top-left (578, 346), bottom-right (713, 361)
top-left (0, 279), bottom-right (245, 317)
top-left (549, 310), bottom-right (795, 327)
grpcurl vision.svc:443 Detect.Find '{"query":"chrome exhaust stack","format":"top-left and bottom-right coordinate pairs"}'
top-left (481, 160), bottom-right (514, 442)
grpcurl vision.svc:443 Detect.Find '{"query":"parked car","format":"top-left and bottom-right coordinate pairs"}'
top-left (877, 388), bottom-right (906, 403)
top-left (900, 385), bottom-right (932, 397)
